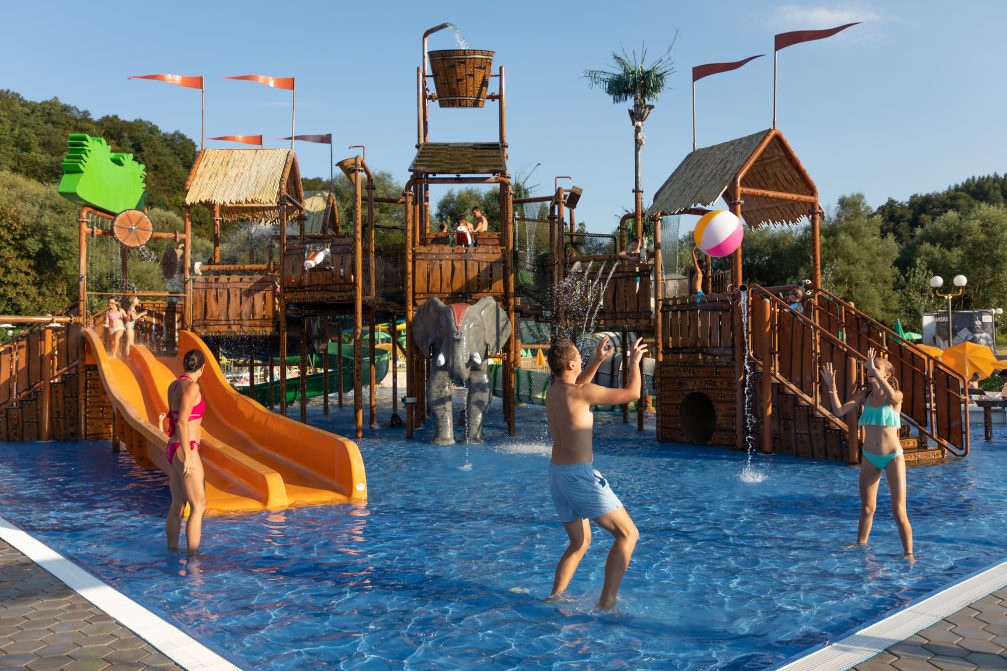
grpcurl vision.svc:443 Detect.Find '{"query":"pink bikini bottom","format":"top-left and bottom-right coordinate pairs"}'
top-left (166, 440), bottom-right (200, 465)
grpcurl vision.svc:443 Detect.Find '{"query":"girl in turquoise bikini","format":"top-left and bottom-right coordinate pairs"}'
top-left (820, 348), bottom-right (913, 559)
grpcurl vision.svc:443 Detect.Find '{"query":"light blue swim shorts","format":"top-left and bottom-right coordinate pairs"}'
top-left (548, 462), bottom-right (623, 523)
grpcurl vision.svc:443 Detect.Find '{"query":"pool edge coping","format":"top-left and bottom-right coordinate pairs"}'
top-left (773, 556), bottom-right (1007, 670)
top-left (0, 513), bottom-right (244, 671)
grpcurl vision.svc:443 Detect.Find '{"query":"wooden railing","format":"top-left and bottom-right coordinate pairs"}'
top-left (660, 292), bottom-right (734, 356)
top-left (751, 285), bottom-right (968, 457)
top-left (190, 275), bottom-right (276, 333)
top-left (413, 245), bottom-right (505, 299)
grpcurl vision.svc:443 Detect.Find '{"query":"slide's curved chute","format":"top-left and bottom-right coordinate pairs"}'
top-left (82, 329), bottom-right (366, 516)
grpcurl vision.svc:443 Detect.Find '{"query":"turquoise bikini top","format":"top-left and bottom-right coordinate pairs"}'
top-left (859, 403), bottom-right (901, 428)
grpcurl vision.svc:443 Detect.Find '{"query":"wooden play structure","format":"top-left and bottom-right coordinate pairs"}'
top-left (0, 30), bottom-right (972, 468)
top-left (647, 129), bottom-right (969, 463)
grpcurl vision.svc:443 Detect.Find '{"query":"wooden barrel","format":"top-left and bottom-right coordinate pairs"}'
top-left (428, 49), bottom-right (494, 108)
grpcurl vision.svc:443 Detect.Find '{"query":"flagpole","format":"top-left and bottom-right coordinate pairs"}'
top-left (291, 82), bottom-right (296, 150)
top-left (773, 51), bottom-right (778, 129)
top-left (692, 80), bottom-right (697, 152)
top-left (201, 86), bottom-right (205, 150)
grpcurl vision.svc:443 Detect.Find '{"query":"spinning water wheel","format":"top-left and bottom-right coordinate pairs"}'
top-left (112, 209), bottom-right (153, 248)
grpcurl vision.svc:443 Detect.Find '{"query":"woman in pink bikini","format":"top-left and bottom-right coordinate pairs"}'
top-left (820, 347), bottom-right (913, 559)
top-left (103, 299), bottom-right (125, 358)
top-left (164, 349), bottom-right (208, 553)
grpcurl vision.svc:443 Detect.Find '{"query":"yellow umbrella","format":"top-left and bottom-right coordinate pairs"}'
top-left (911, 344), bottom-right (944, 358)
top-left (940, 342), bottom-right (1007, 380)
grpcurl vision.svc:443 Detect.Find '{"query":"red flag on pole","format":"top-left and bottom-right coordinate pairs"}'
top-left (775, 23), bottom-right (859, 51)
top-left (692, 55), bottom-right (764, 83)
top-left (128, 74), bottom-right (204, 89)
top-left (279, 134), bottom-right (332, 144)
top-left (208, 135), bottom-right (263, 146)
top-left (224, 74), bottom-right (295, 90)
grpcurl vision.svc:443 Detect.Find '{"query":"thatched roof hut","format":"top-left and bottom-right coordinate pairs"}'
top-left (648, 129), bottom-right (816, 228)
top-left (184, 148), bottom-right (303, 222)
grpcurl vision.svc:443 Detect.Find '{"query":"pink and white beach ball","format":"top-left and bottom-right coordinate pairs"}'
top-left (693, 210), bottom-right (743, 257)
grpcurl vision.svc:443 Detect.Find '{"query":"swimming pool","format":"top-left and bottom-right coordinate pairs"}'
top-left (1, 400), bottom-right (1005, 670)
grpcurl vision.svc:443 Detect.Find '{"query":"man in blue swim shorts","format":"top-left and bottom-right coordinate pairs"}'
top-left (545, 335), bottom-right (647, 610)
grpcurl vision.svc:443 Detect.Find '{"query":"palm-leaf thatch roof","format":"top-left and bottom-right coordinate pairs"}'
top-left (648, 129), bottom-right (817, 228)
top-left (303, 191), bottom-right (339, 234)
top-left (184, 149), bottom-right (303, 222)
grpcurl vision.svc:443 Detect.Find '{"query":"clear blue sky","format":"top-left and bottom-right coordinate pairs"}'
top-left (5, 1), bottom-right (1006, 232)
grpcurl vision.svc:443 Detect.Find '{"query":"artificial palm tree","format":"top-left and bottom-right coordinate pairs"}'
top-left (585, 45), bottom-right (675, 242)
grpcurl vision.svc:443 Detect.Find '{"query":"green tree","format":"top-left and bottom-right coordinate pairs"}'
top-left (434, 188), bottom-right (501, 231)
top-left (818, 194), bottom-right (900, 322)
top-left (896, 257), bottom-right (941, 332)
top-left (912, 204), bottom-right (1007, 310)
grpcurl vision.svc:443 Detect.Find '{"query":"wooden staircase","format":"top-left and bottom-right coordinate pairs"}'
top-left (747, 284), bottom-right (968, 464)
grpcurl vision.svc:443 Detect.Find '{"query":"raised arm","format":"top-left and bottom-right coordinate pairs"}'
top-left (866, 347), bottom-right (903, 406)
top-left (584, 339), bottom-right (648, 406)
top-left (819, 361), bottom-right (866, 417)
top-left (576, 335), bottom-right (613, 384)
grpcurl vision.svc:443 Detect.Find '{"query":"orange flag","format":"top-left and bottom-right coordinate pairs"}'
top-left (208, 135), bottom-right (263, 146)
top-left (775, 23), bottom-right (859, 51)
top-left (224, 74), bottom-right (295, 90)
top-left (128, 74), bottom-right (203, 89)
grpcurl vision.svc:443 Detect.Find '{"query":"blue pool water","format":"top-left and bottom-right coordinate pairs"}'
top-left (1, 400), bottom-right (1006, 670)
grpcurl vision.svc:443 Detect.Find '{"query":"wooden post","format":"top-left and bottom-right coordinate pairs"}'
top-left (730, 192), bottom-right (746, 452)
top-left (502, 179), bottom-right (516, 435)
top-left (811, 206), bottom-right (822, 289)
top-left (183, 208), bottom-right (192, 330)
top-left (846, 355), bottom-right (861, 463)
top-left (758, 297), bottom-right (773, 454)
top-left (405, 190), bottom-right (415, 439)
top-left (621, 330), bottom-right (630, 423)
top-left (353, 157), bottom-right (363, 438)
top-left (77, 209), bottom-right (87, 440)
top-left (369, 306), bottom-right (377, 430)
top-left (40, 327), bottom-right (53, 441)
top-left (249, 357), bottom-right (256, 400)
top-left (300, 318), bottom-right (308, 423)
top-left (212, 205), bottom-right (222, 264)
top-left (653, 215), bottom-right (664, 439)
top-left (279, 203), bottom-right (288, 416)
top-left (323, 321), bottom-right (330, 416)
top-left (729, 190), bottom-right (743, 289)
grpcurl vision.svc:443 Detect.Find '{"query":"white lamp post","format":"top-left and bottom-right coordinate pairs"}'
top-left (930, 274), bottom-right (967, 347)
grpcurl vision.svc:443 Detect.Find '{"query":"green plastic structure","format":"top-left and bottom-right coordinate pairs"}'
top-left (58, 134), bottom-right (146, 214)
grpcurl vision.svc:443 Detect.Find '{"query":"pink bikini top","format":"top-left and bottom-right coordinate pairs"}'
top-left (166, 375), bottom-right (206, 437)
top-left (107, 310), bottom-right (124, 322)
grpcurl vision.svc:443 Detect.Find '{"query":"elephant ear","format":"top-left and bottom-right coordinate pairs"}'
top-left (464, 297), bottom-right (512, 358)
top-left (413, 297), bottom-right (452, 354)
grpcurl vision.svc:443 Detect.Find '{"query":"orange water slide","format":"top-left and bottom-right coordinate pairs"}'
top-left (81, 329), bottom-right (366, 516)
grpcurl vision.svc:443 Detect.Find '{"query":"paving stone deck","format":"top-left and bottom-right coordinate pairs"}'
top-left (0, 539), bottom-right (182, 671)
top-left (852, 589), bottom-right (1007, 671)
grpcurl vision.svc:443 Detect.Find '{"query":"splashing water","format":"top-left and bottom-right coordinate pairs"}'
top-left (446, 23), bottom-right (469, 49)
top-left (460, 445), bottom-right (472, 471)
top-left (550, 262), bottom-right (618, 351)
top-left (739, 291), bottom-right (767, 483)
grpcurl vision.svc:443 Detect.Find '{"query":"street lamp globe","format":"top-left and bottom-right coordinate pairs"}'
top-left (953, 274), bottom-right (968, 287)
top-left (996, 308), bottom-right (1004, 317)
top-left (929, 275), bottom-right (944, 289)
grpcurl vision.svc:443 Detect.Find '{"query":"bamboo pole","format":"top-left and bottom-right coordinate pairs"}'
top-left (653, 214), bottom-right (664, 438)
top-left (183, 208), bottom-right (193, 330)
top-left (502, 178), bottom-right (516, 435)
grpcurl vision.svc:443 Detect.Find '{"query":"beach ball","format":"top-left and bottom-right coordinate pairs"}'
top-left (694, 210), bottom-right (743, 257)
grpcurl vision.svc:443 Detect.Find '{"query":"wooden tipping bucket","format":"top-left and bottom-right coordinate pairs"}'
top-left (428, 49), bottom-right (495, 108)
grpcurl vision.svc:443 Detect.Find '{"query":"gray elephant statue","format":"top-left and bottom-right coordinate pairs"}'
top-left (412, 296), bottom-right (512, 445)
